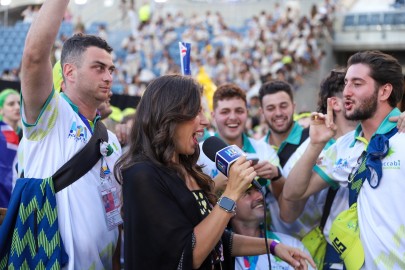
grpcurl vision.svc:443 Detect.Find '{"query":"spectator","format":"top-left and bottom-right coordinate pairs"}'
top-left (0, 89), bottom-right (21, 208)
top-left (230, 185), bottom-right (314, 270)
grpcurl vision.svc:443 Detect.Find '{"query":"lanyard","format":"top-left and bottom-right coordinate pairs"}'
top-left (79, 113), bottom-right (94, 135)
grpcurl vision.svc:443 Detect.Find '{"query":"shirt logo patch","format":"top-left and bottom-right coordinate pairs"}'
top-left (335, 158), bottom-right (349, 169)
top-left (68, 121), bottom-right (88, 143)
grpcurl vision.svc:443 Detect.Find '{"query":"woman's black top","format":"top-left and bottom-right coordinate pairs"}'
top-left (122, 161), bottom-right (233, 270)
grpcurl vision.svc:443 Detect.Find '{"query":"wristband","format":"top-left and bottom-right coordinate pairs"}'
top-left (270, 239), bottom-right (280, 255)
top-left (272, 167), bottom-right (282, 181)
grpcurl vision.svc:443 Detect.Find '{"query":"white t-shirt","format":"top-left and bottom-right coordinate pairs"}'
top-left (19, 91), bottom-right (122, 270)
top-left (315, 110), bottom-right (405, 270)
top-left (235, 232), bottom-right (314, 270)
top-left (266, 138), bottom-right (325, 239)
top-left (282, 138), bottom-right (349, 241)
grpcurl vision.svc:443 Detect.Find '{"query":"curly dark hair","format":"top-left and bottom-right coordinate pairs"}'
top-left (317, 69), bottom-right (346, 114)
top-left (213, 83), bottom-right (247, 110)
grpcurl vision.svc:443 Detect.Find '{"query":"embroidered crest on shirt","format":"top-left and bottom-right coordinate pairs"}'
top-left (68, 121), bottom-right (88, 143)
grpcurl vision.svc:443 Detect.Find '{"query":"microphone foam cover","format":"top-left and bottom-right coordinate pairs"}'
top-left (202, 136), bottom-right (228, 162)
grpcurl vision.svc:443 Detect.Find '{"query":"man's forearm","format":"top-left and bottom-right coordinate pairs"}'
top-left (283, 142), bottom-right (325, 200)
top-left (24, 0), bottom-right (69, 61)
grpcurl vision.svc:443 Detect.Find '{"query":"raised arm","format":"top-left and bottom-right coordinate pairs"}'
top-left (282, 99), bottom-right (336, 204)
top-left (21, 0), bottom-right (69, 123)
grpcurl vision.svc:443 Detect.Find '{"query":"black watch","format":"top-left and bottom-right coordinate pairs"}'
top-left (272, 167), bottom-right (282, 181)
top-left (217, 196), bottom-right (237, 214)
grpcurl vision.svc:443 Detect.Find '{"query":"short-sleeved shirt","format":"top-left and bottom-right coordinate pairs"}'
top-left (283, 137), bottom-right (349, 242)
top-left (19, 90), bottom-right (122, 270)
top-left (314, 108), bottom-right (405, 269)
top-left (261, 121), bottom-right (307, 167)
top-left (262, 124), bottom-right (324, 239)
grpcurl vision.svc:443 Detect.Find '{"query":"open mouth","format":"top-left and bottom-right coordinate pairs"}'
top-left (345, 100), bottom-right (353, 110)
top-left (252, 201), bottom-right (264, 209)
top-left (193, 131), bottom-right (204, 143)
top-left (226, 123), bottom-right (239, 129)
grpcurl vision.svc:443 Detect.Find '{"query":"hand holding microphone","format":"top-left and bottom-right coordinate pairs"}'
top-left (202, 136), bottom-right (258, 200)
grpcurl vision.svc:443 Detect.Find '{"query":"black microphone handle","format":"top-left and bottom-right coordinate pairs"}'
top-left (251, 179), bottom-right (263, 190)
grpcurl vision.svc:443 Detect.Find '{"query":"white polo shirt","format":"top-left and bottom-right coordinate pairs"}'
top-left (19, 90), bottom-right (122, 270)
top-left (314, 108), bottom-right (405, 270)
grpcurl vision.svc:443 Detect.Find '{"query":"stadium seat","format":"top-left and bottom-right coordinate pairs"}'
top-left (343, 14), bottom-right (356, 31)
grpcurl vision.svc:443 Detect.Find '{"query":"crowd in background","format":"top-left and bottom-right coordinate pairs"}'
top-left (110, 0), bottom-right (336, 97)
top-left (2, 1), bottom-right (337, 100)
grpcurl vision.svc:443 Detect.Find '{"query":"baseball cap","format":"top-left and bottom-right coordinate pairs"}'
top-left (329, 202), bottom-right (365, 270)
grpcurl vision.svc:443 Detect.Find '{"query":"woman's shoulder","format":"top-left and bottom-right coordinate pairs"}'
top-left (122, 160), bottom-right (158, 178)
top-left (122, 160), bottom-right (178, 181)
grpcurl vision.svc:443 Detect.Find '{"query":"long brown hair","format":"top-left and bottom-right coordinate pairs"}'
top-left (114, 74), bottom-right (216, 204)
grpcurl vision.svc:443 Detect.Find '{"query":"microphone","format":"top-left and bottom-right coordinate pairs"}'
top-left (202, 136), bottom-right (262, 190)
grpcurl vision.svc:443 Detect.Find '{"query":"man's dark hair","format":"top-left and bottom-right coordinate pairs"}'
top-left (61, 33), bottom-right (113, 68)
top-left (258, 80), bottom-right (294, 106)
top-left (347, 51), bottom-right (404, 108)
top-left (317, 69), bottom-right (346, 114)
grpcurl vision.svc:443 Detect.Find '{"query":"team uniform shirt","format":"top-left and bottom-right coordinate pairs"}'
top-left (261, 122), bottom-right (306, 166)
top-left (282, 138), bottom-right (348, 241)
top-left (18, 90), bottom-right (122, 270)
top-left (261, 123), bottom-right (322, 239)
top-left (235, 232), bottom-right (314, 270)
top-left (198, 133), bottom-right (280, 180)
top-left (314, 108), bottom-right (405, 270)
top-left (0, 121), bottom-right (19, 208)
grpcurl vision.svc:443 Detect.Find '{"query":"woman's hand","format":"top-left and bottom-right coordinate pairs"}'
top-left (274, 242), bottom-right (316, 270)
top-left (222, 156), bottom-right (257, 201)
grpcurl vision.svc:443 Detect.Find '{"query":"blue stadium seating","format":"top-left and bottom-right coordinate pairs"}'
top-left (343, 11), bottom-right (405, 31)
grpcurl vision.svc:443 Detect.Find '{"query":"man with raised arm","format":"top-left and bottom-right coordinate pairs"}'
top-left (20, 0), bottom-right (122, 269)
top-left (283, 51), bottom-right (405, 269)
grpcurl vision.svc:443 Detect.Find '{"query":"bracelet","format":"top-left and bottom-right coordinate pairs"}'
top-left (272, 167), bottom-right (282, 181)
top-left (270, 239), bottom-right (280, 255)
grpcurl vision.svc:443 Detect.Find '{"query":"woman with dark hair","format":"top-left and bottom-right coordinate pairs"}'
top-left (115, 74), bottom-right (315, 270)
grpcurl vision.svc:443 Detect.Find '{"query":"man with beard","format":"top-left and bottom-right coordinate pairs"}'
top-left (230, 185), bottom-right (313, 270)
top-left (283, 51), bottom-right (405, 269)
top-left (280, 70), bottom-right (358, 269)
top-left (258, 80), bottom-right (316, 239)
top-left (258, 80), bottom-right (309, 168)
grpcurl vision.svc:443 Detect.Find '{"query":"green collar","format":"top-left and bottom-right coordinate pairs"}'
top-left (214, 132), bottom-right (256, 153)
top-left (351, 108), bottom-right (400, 147)
top-left (265, 122), bottom-right (304, 153)
top-left (60, 92), bottom-right (101, 124)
